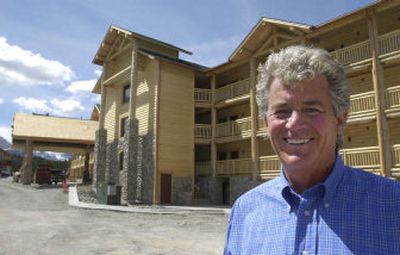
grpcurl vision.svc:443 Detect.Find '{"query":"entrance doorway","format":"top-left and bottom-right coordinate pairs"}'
top-left (160, 174), bottom-right (172, 204)
top-left (222, 180), bottom-right (230, 205)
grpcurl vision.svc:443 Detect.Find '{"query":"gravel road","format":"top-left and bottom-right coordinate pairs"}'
top-left (0, 177), bottom-right (228, 255)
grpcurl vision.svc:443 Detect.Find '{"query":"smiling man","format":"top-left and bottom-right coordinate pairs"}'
top-left (224, 46), bottom-right (400, 254)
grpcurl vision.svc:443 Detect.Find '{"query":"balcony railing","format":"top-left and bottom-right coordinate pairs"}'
top-left (194, 124), bottom-right (212, 139)
top-left (330, 29), bottom-right (400, 66)
top-left (194, 88), bottom-right (212, 105)
top-left (216, 158), bottom-right (252, 175)
top-left (385, 85), bottom-right (400, 114)
top-left (215, 78), bottom-right (250, 102)
top-left (216, 117), bottom-right (251, 138)
top-left (393, 145), bottom-right (400, 169)
top-left (379, 29), bottom-right (400, 55)
top-left (339, 146), bottom-right (380, 175)
top-left (348, 91), bottom-right (376, 119)
top-left (330, 41), bottom-right (371, 66)
top-left (259, 155), bottom-right (280, 179)
top-left (195, 161), bottom-right (211, 176)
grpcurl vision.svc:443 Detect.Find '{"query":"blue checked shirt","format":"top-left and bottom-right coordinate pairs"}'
top-left (224, 155), bottom-right (400, 254)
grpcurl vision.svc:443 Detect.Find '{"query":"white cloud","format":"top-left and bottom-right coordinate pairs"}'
top-left (50, 98), bottom-right (84, 115)
top-left (0, 37), bottom-right (74, 87)
top-left (65, 79), bottom-right (97, 94)
top-left (0, 125), bottom-right (11, 143)
top-left (13, 97), bottom-right (84, 116)
top-left (94, 70), bottom-right (102, 77)
top-left (0, 97), bottom-right (3, 104)
top-left (13, 97), bottom-right (51, 113)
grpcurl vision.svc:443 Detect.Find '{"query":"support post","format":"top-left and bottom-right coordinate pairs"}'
top-left (211, 75), bottom-right (217, 178)
top-left (21, 139), bottom-right (33, 185)
top-left (250, 58), bottom-right (260, 180)
top-left (367, 10), bottom-right (392, 177)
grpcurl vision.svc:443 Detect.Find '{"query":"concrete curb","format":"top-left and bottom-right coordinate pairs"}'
top-left (68, 186), bottom-right (231, 215)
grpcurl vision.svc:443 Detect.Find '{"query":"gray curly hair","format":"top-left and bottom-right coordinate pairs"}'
top-left (256, 45), bottom-right (351, 149)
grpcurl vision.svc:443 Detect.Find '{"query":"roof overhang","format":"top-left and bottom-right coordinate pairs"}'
top-left (12, 113), bottom-right (98, 153)
top-left (93, 25), bottom-right (192, 66)
top-left (229, 17), bottom-right (312, 62)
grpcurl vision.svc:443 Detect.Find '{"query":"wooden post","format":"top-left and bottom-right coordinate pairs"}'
top-left (22, 139), bottom-right (33, 185)
top-left (129, 39), bottom-right (139, 119)
top-left (250, 58), bottom-right (259, 180)
top-left (211, 75), bottom-right (217, 177)
top-left (99, 65), bottom-right (107, 130)
top-left (367, 10), bottom-right (392, 177)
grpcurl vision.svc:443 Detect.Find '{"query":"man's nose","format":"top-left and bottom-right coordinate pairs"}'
top-left (285, 110), bottom-right (304, 129)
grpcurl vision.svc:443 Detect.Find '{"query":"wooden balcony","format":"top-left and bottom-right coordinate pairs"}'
top-left (259, 155), bottom-right (280, 179)
top-left (385, 85), bottom-right (400, 117)
top-left (194, 124), bottom-right (212, 144)
top-left (216, 158), bottom-right (252, 176)
top-left (339, 146), bottom-right (381, 175)
top-left (391, 144), bottom-right (400, 178)
top-left (347, 91), bottom-right (376, 122)
top-left (216, 117), bottom-right (251, 142)
top-left (195, 161), bottom-right (211, 176)
top-left (379, 29), bottom-right (400, 56)
top-left (194, 88), bottom-right (212, 107)
top-left (330, 29), bottom-right (400, 66)
top-left (215, 78), bottom-right (250, 104)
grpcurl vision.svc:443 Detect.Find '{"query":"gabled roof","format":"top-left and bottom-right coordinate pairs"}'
top-left (229, 17), bottom-right (313, 62)
top-left (93, 25), bottom-right (192, 65)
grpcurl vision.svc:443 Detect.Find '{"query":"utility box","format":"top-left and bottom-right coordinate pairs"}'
top-left (96, 183), bottom-right (121, 205)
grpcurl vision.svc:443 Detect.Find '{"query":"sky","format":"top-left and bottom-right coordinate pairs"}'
top-left (0, 0), bottom-right (377, 143)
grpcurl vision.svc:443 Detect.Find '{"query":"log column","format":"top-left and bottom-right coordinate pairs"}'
top-left (21, 139), bottom-right (33, 185)
top-left (250, 58), bottom-right (260, 180)
top-left (211, 74), bottom-right (217, 178)
top-left (367, 10), bottom-right (392, 176)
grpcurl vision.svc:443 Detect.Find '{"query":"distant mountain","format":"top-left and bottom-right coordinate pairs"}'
top-left (0, 136), bottom-right (70, 161)
top-left (0, 136), bottom-right (11, 150)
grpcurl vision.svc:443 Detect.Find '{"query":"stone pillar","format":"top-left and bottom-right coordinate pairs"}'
top-left (209, 178), bottom-right (222, 204)
top-left (21, 139), bottom-right (33, 185)
top-left (82, 151), bottom-right (90, 184)
top-left (140, 133), bottom-right (155, 204)
top-left (105, 141), bottom-right (118, 185)
top-left (93, 129), bottom-right (107, 190)
top-left (367, 11), bottom-right (392, 176)
top-left (123, 118), bottom-right (139, 204)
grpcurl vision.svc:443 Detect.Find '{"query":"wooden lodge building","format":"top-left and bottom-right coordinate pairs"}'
top-left (87, 0), bottom-right (400, 205)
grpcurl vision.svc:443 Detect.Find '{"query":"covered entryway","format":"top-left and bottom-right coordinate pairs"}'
top-left (11, 113), bottom-right (98, 185)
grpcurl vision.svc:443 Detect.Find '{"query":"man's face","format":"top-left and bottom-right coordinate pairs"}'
top-left (265, 75), bottom-right (346, 176)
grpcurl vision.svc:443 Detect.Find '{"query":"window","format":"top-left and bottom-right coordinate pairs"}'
top-left (120, 117), bottom-right (128, 137)
top-left (123, 84), bottom-right (130, 103)
top-left (230, 151), bottom-right (239, 159)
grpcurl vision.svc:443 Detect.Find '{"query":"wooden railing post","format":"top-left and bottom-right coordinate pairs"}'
top-left (211, 75), bottom-right (217, 178)
top-left (250, 58), bottom-right (260, 180)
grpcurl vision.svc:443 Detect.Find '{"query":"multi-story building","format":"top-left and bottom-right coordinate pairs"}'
top-left (92, 0), bottom-right (400, 205)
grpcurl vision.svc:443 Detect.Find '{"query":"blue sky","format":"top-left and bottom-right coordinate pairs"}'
top-left (0, 0), bottom-right (376, 143)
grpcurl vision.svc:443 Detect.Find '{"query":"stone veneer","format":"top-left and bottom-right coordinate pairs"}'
top-left (173, 176), bottom-right (193, 205)
top-left (122, 118), bottom-right (139, 204)
top-left (229, 176), bottom-right (262, 204)
top-left (93, 129), bottom-right (107, 190)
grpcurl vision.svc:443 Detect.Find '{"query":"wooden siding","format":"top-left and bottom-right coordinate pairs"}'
top-left (389, 119), bottom-right (400, 145)
top-left (104, 86), bottom-right (118, 142)
top-left (158, 62), bottom-right (194, 177)
top-left (348, 72), bottom-right (374, 95)
top-left (383, 65), bottom-right (400, 89)
top-left (342, 122), bottom-right (378, 149)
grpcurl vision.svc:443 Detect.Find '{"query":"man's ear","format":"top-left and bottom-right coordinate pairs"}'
top-left (337, 111), bottom-right (348, 130)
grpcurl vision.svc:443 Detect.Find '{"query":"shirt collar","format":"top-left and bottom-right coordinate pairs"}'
top-left (278, 154), bottom-right (346, 208)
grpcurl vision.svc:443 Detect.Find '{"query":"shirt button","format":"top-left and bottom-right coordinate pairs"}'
top-left (304, 210), bottom-right (311, 216)
top-left (302, 251), bottom-right (309, 255)
top-left (324, 203), bottom-right (329, 208)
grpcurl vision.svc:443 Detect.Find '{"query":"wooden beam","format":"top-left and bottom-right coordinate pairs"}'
top-left (211, 75), bottom-right (217, 178)
top-left (250, 58), bottom-right (259, 181)
top-left (367, 10), bottom-right (392, 177)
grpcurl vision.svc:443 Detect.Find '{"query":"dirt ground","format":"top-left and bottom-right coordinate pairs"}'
top-left (0, 177), bottom-right (229, 255)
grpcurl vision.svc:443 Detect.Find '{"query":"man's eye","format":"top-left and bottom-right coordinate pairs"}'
top-left (304, 108), bottom-right (320, 115)
top-left (274, 110), bottom-right (291, 119)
